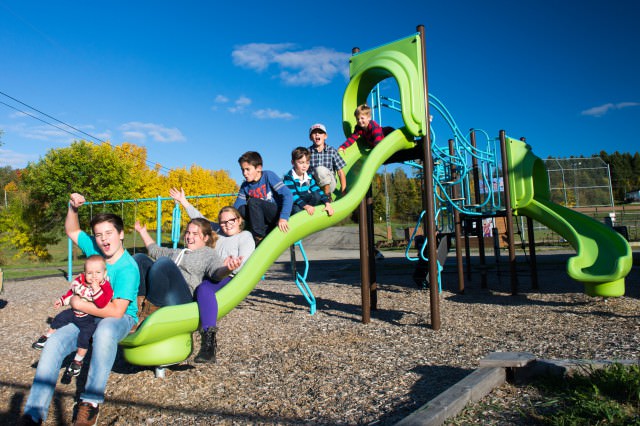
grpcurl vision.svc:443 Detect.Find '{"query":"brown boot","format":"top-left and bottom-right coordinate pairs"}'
top-left (136, 295), bottom-right (146, 313)
top-left (133, 300), bottom-right (160, 331)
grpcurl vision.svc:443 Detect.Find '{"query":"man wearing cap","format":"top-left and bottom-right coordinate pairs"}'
top-left (308, 123), bottom-right (347, 201)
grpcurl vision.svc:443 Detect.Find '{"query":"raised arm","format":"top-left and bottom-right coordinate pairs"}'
top-left (134, 221), bottom-right (156, 248)
top-left (169, 187), bottom-right (204, 219)
top-left (65, 193), bottom-right (86, 244)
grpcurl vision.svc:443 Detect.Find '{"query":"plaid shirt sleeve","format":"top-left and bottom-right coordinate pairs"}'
top-left (331, 147), bottom-right (346, 170)
top-left (369, 120), bottom-right (385, 146)
top-left (340, 128), bottom-right (363, 150)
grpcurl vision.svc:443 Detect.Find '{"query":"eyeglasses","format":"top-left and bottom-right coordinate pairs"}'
top-left (220, 218), bottom-right (237, 227)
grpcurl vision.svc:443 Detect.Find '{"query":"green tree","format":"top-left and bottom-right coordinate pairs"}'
top-left (391, 168), bottom-right (422, 223)
top-left (13, 140), bottom-right (142, 257)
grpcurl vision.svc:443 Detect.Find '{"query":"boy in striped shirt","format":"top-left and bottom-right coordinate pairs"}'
top-left (283, 147), bottom-right (334, 217)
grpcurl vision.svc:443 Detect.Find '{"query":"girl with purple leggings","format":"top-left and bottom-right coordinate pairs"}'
top-left (170, 188), bottom-right (255, 363)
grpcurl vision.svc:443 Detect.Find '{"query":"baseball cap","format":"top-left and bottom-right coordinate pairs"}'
top-left (309, 123), bottom-right (327, 136)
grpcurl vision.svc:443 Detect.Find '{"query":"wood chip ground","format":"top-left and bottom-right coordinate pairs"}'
top-left (1, 247), bottom-right (638, 425)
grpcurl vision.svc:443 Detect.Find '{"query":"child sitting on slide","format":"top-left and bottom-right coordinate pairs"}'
top-left (338, 104), bottom-right (387, 153)
top-left (233, 151), bottom-right (293, 245)
top-left (283, 146), bottom-right (334, 217)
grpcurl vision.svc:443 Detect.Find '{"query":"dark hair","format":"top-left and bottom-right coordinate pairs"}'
top-left (186, 217), bottom-right (218, 248)
top-left (291, 146), bottom-right (310, 162)
top-left (238, 151), bottom-right (262, 167)
top-left (90, 213), bottom-right (124, 234)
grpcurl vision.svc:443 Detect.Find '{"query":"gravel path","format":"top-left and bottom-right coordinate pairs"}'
top-left (1, 246), bottom-right (638, 425)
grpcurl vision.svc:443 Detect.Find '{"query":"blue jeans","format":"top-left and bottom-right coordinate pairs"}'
top-left (23, 315), bottom-right (135, 422)
top-left (134, 254), bottom-right (192, 306)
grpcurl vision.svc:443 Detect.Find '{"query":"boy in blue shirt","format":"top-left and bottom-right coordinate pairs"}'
top-left (233, 151), bottom-right (293, 244)
top-left (283, 146), bottom-right (334, 217)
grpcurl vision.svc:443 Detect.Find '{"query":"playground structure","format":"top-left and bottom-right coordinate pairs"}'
top-left (109, 26), bottom-right (632, 374)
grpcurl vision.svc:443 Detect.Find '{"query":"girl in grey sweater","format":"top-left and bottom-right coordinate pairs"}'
top-left (133, 218), bottom-right (242, 317)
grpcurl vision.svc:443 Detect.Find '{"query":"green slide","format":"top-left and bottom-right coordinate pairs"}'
top-left (121, 32), bottom-right (427, 367)
top-left (120, 129), bottom-right (416, 366)
top-left (505, 137), bottom-right (632, 297)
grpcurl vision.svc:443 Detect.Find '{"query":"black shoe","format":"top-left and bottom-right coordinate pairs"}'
top-left (73, 401), bottom-right (99, 426)
top-left (67, 360), bottom-right (82, 376)
top-left (32, 335), bottom-right (47, 350)
top-left (194, 327), bottom-right (218, 363)
top-left (19, 414), bottom-right (42, 425)
top-left (61, 360), bottom-right (82, 384)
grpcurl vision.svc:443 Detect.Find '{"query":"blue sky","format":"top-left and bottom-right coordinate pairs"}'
top-left (1, 1), bottom-right (639, 185)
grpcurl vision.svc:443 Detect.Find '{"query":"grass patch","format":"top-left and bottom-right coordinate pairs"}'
top-left (450, 363), bottom-right (640, 425)
top-left (0, 234), bottom-right (152, 280)
top-left (526, 363), bottom-right (640, 425)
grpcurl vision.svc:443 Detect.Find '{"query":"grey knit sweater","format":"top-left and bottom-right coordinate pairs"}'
top-left (146, 243), bottom-right (226, 294)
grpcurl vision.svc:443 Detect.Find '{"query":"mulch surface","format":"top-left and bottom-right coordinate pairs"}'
top-left (1, 248), bottom-right (638, 425)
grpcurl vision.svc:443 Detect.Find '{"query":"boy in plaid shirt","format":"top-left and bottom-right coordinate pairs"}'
top-left (338, 104), bottom-right (386, 152)
top-left (308, 123), bottom-right (347, 201)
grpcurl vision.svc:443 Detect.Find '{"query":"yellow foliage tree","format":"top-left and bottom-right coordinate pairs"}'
top-left (164, 165), bottom-right (238, 230)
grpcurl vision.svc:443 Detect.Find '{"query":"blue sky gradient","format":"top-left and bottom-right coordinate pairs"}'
top-left (1, 1), bottom-right (638, 185)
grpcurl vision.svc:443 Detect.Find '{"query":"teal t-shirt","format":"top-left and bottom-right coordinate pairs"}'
top-left (77, 231), bottom-right (139, 322)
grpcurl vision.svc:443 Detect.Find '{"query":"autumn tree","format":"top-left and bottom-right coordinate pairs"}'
top-left (163, 165), bottom-right (238, 230)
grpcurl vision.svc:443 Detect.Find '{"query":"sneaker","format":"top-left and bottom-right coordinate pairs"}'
top-left (73, 401), bottom-right (99, 426)
top-left (32, 335), bottom-right (47, 350)
top-left (67, 360), bottom-right (83, 377)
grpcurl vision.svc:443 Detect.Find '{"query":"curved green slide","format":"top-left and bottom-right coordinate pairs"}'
top-left (121, 32), bottom-right (428, 367)
top-left (505, 137), bottom-right (632, 297)
top-left (120, 129), bottom-right (416, 366)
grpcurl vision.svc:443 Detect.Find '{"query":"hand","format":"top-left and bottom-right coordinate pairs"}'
top-left (278, 218), bottom-right (289, 233)
top-left (169, 187), bottom-right (187, 204)
top-left (341, 187), bottom-right (347, 196)
top-left (224, 255), bottom-right (243, 271)
top-left (338, 147), bottom-right (345, 154)
top-left (303, 205), bottom-right (315, 215)
top-left (53, 299), bottom-right (62, 309)
top-left (134, 220), bottom-right (146, 233)
top-left (323, 203), bottom-right (334, 216)
top-left (69, 193), bottom-right (86, 209)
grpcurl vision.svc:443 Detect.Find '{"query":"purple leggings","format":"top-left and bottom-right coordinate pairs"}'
top-left (195, 276), bottom-right (232, 331)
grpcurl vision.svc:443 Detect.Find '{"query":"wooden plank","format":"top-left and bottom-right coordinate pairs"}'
top-left (395, 367), bottom-right (506, 426)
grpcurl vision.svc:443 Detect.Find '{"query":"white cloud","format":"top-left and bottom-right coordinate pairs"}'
top-left (119, 122), bottom-right (186, 143)
top-left (4, 121), bottom-right (70, 142)
top-left (253, 108), bottom-right (294, 120)
top-left (232, 43), bottom-right (295, 71)
top-left (9, 111), bottom-right (28, 119)
top-left (581, 102), bottom-right (640, 117)
top-left (214, 95), bottom-right (229, 103)
top-left (228, 96), bottom-right (252, 114)
top-left (232, 43), bottom-right (350, 86)
top-left (0, 148), bottom-right (38, 168)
